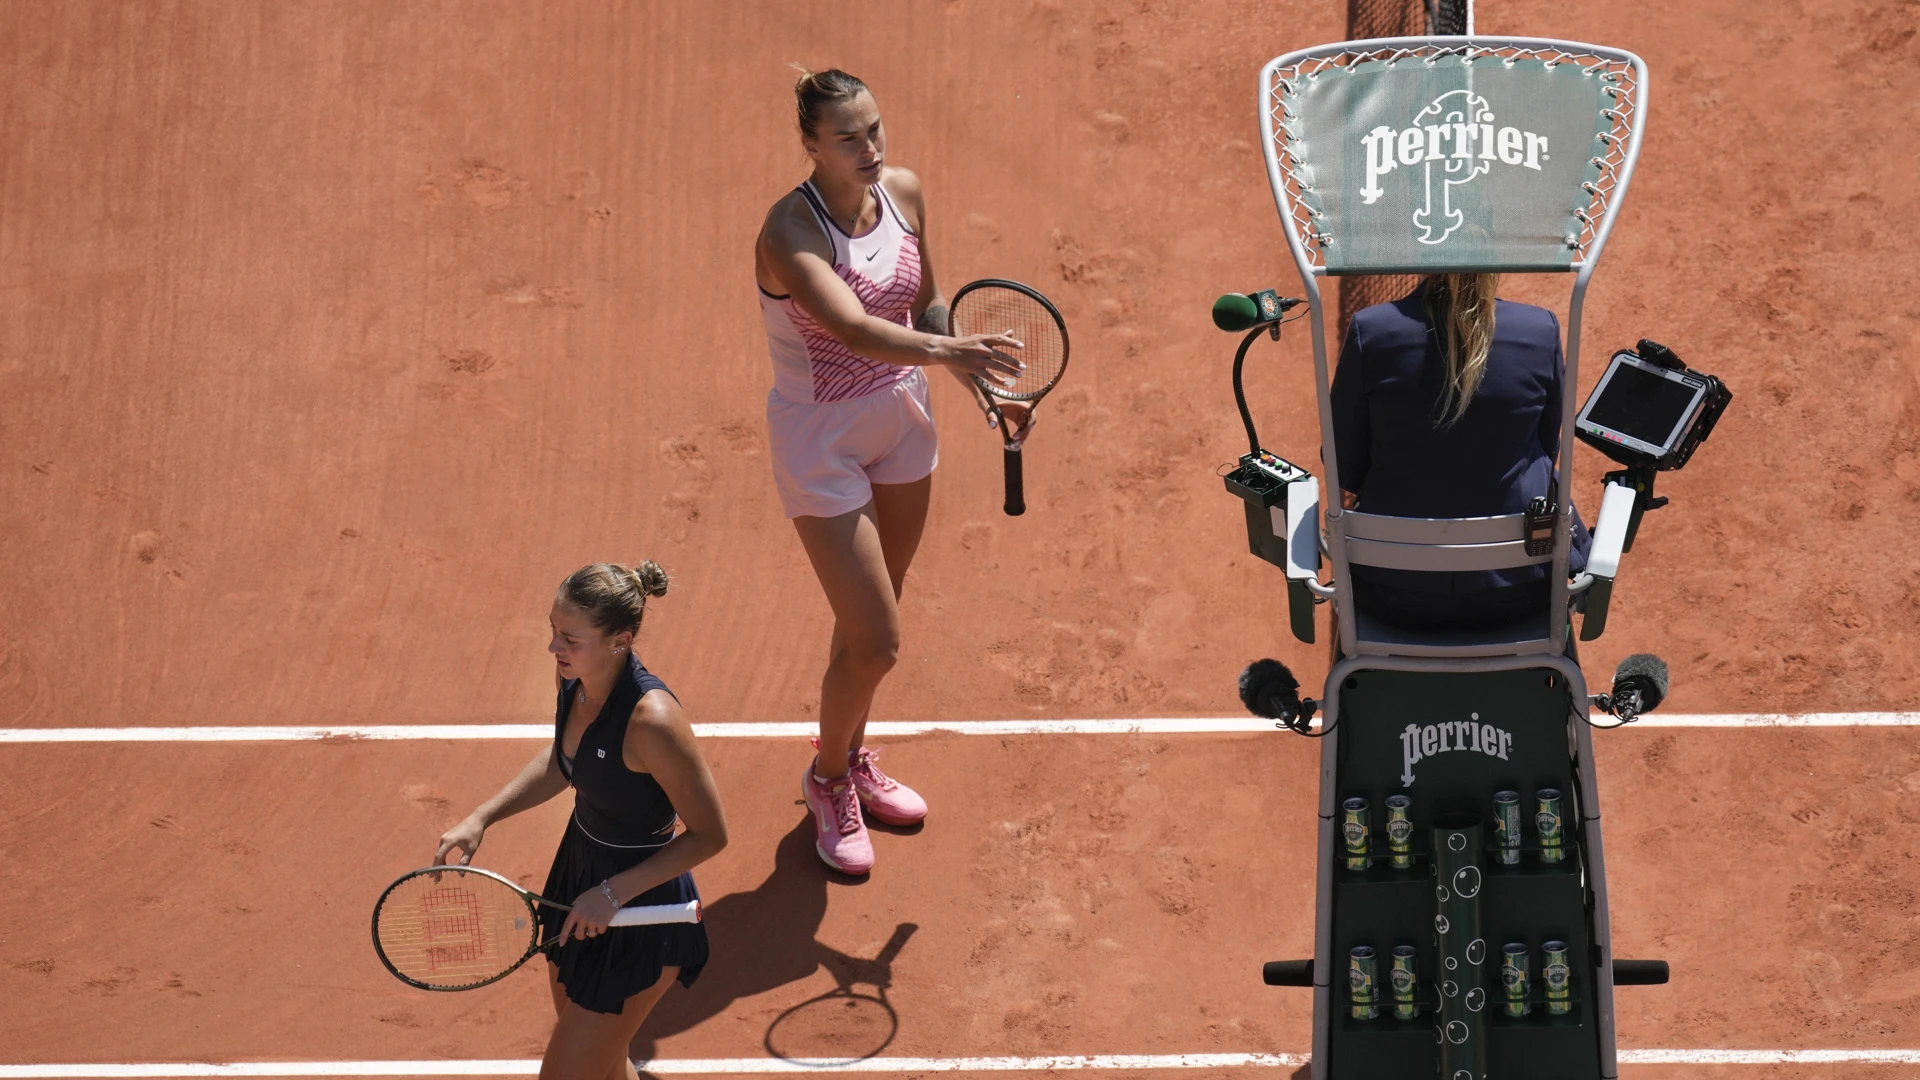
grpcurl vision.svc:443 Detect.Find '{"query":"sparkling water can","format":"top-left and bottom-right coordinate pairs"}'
top-left (1389, 945), bottom-right (1418, 1019)
top-left (1342, 797), bottom-right (1370, 871)
top-left (1501, 943), bottom-right (1530, 1017)
top-left (1385, 795), bottom-right (1414, 870)
top-left (1349, 946), bottom-right (1379, 1020)
top-left (1493, 790), bottom-right (1522, 866)
top-left (1536, 788), bottom-right (1565, 864)
top-left (1543, 941), bottom-right (1571, 1015)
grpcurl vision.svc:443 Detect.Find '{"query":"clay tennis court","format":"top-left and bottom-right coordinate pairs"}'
top-left (3, 1), bottom-right (1917, 1077)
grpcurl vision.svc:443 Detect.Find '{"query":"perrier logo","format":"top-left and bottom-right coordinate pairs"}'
top-left (1358, 89), bottom-right (1551, 246)
top-left (1400, 713), bottom-right (1513, 787)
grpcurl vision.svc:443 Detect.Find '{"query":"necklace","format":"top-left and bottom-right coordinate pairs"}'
top-left (574, 686), bottom-right (603, 715)
top-left (826, 189), bottom-right (871, 232)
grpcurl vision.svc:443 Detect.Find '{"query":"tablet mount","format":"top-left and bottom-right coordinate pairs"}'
top-left (1575, 339), bottom-right (1732, 550)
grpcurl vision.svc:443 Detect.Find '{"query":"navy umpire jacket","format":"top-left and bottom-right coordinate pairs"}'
top-left (1329, 283), bottom-right (1591, 595)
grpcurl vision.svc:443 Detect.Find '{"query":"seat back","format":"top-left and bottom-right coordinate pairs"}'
top-left (1332, 509), bottom-right (1558, 656)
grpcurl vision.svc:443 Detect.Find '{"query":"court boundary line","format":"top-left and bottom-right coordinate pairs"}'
top-left (6, 1049), bottom-right (1920, 1075)
top-left (2, 713), bottom-right (1917, 743)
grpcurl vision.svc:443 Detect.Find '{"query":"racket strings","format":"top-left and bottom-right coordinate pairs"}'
top-left (374, 871), bottom-right (536, 989)
top-left (952, 292), bottom-right (1065, 399)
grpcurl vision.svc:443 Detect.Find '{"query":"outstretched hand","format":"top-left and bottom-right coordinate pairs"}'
top-left (944, 332), bottom-right (1024, 386)
top-left (433, 816), bottom-right (486, 867)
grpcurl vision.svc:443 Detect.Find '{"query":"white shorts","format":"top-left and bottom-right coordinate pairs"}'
top-left (766, 369), bottom-right (939, 519)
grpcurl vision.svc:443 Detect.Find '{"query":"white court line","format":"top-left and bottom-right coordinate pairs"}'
top-left (1623, 1049), bottom-right (1920, 1063)
top-left (0, 713), bottom-right (1916, 743)
top-left (7, 1050), bottom-right (1920, 1076)
top-left (0, 720), bottom-right (1268, 743)
top-left (0, 1058), bottom-right (1301, 1077)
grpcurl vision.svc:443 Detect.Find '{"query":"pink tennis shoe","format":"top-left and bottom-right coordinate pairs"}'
top-left (847, 746), bottom-right (928, 826)
top-left (802, 764), bottom-right (874, 875)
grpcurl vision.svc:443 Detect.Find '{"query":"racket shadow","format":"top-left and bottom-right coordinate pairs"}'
top-left (760, 920), bottom-right (916, 1065)
top-left (629, 816), bottom-right (914, 1065)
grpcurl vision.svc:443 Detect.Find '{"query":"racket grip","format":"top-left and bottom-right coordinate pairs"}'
top-left (608, 899), bottom-right (702, 926)
top-left (1002, 446), bottom-right (1025, 517)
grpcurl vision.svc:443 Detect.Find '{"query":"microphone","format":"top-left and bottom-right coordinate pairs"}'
top-left (1212, 289), bottom-right (1302, 332)
top-left (1607, 653), bottom-right (1670, 722)
top-left (1240, 658), bottom-right (1318, 732)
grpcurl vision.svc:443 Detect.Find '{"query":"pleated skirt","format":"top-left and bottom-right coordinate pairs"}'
top-left (537, 815), bottom-right (709, 1014)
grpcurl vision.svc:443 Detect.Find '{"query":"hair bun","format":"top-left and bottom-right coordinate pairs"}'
top-left (631, 560), bottom-right (670, 598)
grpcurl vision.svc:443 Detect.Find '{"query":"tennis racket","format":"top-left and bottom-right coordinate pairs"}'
top-left (950, 279), bottom-right (1069, 516)
top-left (371, 865), bottom-right (701, 991)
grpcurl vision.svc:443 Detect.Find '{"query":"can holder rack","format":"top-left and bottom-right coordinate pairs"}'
top-left (1341, 986), bottom-right (1587, 1030)
top-left (1335, 841), bottom-right (1584, 876)
top-left (1299, 666), bottom-right (1610, 1080)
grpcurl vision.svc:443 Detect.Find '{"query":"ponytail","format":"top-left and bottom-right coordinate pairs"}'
top-left (1427, 273), bottom-right (1499, 428)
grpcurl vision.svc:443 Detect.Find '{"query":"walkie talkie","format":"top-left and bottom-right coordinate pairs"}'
top-left (1523, 480), bottom-right (1558, 557)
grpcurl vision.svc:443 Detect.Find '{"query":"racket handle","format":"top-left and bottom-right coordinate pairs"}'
top-left (608, 899), bottom-right (702, 926)
top-left (1003, 445), bottom-right (1025, 517)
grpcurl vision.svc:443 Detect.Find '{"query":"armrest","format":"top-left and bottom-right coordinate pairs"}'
top-left (1283, 478), bottom-right (1321, 581)
top-left (1280, 478), bottom-right (1321, 644)
top-left (1587, 481), bottom-right (1637, 580)
top-left (1579, 481), bottom-right (1638, 642)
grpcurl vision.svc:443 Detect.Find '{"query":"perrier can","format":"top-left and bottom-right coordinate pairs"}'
top-left (1389, 945), bottom-right (1418, 1019)
top-left (1501, 943), bottom-right (1530, 1017)
top-left (1384, 795), bottom-right (1414, 870)
top-left (1342, 797), bottom-right (1370, 871)
top-left (1349, 946), bottom-right (1379, 1020)
top-left (1493, 790), bottom-right (1522, 866)
top-left (1536, 788), bottom-right (1565, 864)
top-left (1543, 941), bottom-right (1572, 1015)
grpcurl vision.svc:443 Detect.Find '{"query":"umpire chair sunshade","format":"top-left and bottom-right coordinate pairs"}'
top-left (1252, 36), bottom-right (1651, 1080)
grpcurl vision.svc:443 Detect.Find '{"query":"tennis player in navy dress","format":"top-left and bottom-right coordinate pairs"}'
top-left (435, 561), bottom-right (728, 1080)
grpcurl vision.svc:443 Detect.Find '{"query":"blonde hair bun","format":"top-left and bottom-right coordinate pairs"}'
top-left (631, 560), bottom-right (670, 598)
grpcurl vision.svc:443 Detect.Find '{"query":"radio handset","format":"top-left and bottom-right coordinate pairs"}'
top-left (1523, 480), bottom-right (1559, 558)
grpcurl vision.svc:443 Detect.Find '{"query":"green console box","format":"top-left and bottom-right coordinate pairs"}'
top-left (1320, 666), bottom-right (1608, 1080)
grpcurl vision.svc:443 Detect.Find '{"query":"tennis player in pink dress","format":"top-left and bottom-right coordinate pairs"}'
top-left (753, 68), bottom-right (1028, 875)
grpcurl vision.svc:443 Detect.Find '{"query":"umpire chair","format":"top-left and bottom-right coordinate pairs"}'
top-left (1242, 36), bottom-right (1662, 1080)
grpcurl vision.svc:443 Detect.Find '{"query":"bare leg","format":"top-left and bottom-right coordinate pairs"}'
top-left (792, 475), bottom-right (931, 779)
top-left (540, 964), bottom-right (681, 1080)
top-left (850, 477), bottom-right (930, 755)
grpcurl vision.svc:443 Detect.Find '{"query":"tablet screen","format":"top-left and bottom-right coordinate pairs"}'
top-left (1584, 362), bottom-right (1700, 450)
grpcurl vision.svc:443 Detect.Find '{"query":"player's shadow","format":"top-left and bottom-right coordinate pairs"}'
top-left (631, 815), bottom-right (906, 1063)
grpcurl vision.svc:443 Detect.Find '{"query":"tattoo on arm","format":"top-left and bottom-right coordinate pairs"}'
top-left (916, 304), bottom-right (950, 337)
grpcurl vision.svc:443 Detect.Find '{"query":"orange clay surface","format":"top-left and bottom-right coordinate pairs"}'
top-left (2, 0), bottom-right (1918, 1075)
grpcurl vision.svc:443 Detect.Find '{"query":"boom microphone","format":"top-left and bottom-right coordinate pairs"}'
top-left (1212, 290), bottom-right (1302, 332)
top-left (1608, 653), bottom-right (1670, 722)
top-left (1240, 657), bottom-right (1318, 732)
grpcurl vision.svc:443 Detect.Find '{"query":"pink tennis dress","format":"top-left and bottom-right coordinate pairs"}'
top-left (759, 179), bottom-right (938, 519)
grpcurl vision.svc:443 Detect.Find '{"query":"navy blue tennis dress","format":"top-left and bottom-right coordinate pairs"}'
top-left (538, 653), bottom-right (709, 1013)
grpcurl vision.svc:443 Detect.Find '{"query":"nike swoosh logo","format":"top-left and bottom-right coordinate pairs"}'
top-left (864, 249), bottom-right (879, 261)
